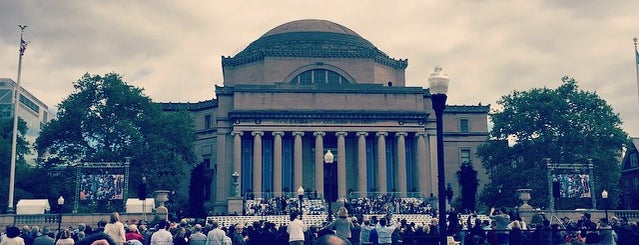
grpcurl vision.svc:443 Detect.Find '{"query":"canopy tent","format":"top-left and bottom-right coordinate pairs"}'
top-left (125, 198), bottom-right (155, 213)
top-left (16, 199), bottom-right (51, 214)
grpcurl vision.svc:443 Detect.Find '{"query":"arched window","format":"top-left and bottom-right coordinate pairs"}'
top-left (289, 69), bottom-right (350, 84)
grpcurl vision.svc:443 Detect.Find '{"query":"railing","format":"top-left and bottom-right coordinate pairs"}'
top-left (14, 214), bottom-right (61, 226)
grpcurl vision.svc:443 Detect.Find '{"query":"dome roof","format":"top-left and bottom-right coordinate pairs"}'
top-left (222, 19), bottom-right (407, 69)
top-left (261, 19), bottom-right (363, 38)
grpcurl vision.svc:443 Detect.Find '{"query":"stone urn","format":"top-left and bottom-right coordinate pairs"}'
top-left (516, 188), bottom-right (533, 211)
top-left (154, 190), bottom-right (170, 215)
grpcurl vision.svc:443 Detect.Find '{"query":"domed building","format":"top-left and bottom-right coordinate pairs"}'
top-left (163, 19), bottom-right (489, 214)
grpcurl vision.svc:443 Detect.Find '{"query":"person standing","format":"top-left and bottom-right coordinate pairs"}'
top-left (188, 224), bottom-right (207, 245)
top-left (322, 207), bottom-right (354, 240)
top-left (489, 207), bottom-right (510, 245)
top-left (359, 218), bottom-right (374, 245)
top-left (1, 227), bottom-right (25, 245)
top-left (375, 218), bottom-right (396, 245)
top-left (104, 212), bottom-right (126, 245)
top-left (286, 212), bottom-right (307, 245)
top-left (33, 227), bottom-right (54, 245)
top-left (54, 230), bottom-right (74, 245)
top-left (150, 220), bottom-right (173, 245)
top-left (205, 222), bottom-right (225, 245)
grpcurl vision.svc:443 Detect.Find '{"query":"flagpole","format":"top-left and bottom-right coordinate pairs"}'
top-left (7, 25), bottom-right (27, 214)
top-left (634, 36), bottom-right (639, 104)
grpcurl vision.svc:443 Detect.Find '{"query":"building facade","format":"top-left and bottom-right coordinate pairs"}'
top-left (621, 137), bottom-right (639, 209)
top-left (0, 78), bottom-right (50, 165)
top-left (163, 19), bottom-right (489, 213)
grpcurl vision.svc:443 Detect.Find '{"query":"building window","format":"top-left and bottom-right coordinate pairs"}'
top-left (290, 69), bottom-right (349, 84)
top-left (631, 153), bottom-right (638, 168)
top-left (459, 118), bottom-right (469, 133)
top-left (460, 148), bottom-right (471, 165)
top-left (204, 115), bottom-right (211, 129)
top-left (203, 158), bottom-right (211, 170)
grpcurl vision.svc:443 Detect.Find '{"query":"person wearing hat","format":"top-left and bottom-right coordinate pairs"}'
top-left (322, 207), bottom-right (354, 240)
top-left (1, 226), bottom-right (25, 245)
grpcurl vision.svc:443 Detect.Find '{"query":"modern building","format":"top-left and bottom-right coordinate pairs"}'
top-left (0, 78), bottom-right (50, 165)
top-left (621, 137), bottom-right (639, 209)
top-left (162, 19), bottom-right (490, 213)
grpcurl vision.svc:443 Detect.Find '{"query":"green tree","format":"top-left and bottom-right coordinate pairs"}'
top-left (0, 117), bottom-right (31, 212)
top-left (476, 76), bottom-right (627, 210)
top-left (457, 162), bottom-right (479, 212)
top-left (36, 73), bottom-right (197, 212)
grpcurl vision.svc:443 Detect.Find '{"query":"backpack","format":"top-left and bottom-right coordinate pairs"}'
top-left (369, 228), bottom-right (378, 245)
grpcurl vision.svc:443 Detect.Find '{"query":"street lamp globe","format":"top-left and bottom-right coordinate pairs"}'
top-left (58, 196), bottom-right (64, 206)
top-left (297, 186), bottom-right (305, 197)
top-left (428, 66), bottom-right (449, 95)
top-left (601, 190), bottom-right (608, 199)
top-left (324, 150), bottom-right (334, 163)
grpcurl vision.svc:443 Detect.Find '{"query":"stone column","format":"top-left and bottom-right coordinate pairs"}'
top-left (292, 131), bottom-right (305, 190)
top-left (314, 132), bottom-right (326, 195)
top-left (357, 132), bottom-right (368, 197)
top-left (252, 131), bottom-right (264, 197)
top-left (232, 131), bottom-right (243, 191)
top-left (376, 132), bottom-right (388, 193)
top-left (336, 132), bottom-right (348, 199)
top-left (396, 132), bottom-right (408, 197)
top-left (416, 132), bottom-right (429, 195)
top-left (272, 132), bottom-right (284, 195)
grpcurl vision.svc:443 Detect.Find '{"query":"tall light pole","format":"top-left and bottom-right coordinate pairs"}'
top-left (601, 189), bottom-right (609, 221)
top-left (56, 196), bottom-right (64, 242)
top-left (297, 186), bottom-right (304, 219)
top-left (7, 25), bottom-right (28, 214)
top-left (428, 66), bottom-right (449, 245)
top-left (324, 150), bottom-right (336, 221)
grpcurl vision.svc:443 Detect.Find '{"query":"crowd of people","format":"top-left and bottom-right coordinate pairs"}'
top-left (2, 207), bottom-right (639, 245)
top-left (240, 194), bottom-right (434, 218)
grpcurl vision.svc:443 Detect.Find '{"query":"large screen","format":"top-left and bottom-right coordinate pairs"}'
top-left (79, 174), bottom-right (125, 200)
top-left (554, 173), bottom-right (591, 198)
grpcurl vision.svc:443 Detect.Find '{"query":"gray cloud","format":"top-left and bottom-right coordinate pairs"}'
top-left (1, 0), bottom-right (638, 136)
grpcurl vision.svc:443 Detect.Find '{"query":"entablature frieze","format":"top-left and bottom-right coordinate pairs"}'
top-left (229, 110), bottom-right (429, 126)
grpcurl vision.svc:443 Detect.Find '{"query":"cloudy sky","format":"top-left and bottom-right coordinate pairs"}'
top-left (1, 1), bottom-right (638, 136)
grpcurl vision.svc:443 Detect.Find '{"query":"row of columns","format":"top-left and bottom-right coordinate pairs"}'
top-left (231, 130), bottom-right (431, 198)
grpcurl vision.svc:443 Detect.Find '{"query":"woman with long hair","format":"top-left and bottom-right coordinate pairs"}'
top-left (103, 212), bottom-right (126, 245)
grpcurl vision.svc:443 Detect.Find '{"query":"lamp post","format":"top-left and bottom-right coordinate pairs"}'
top-left (56, 196), bottom-right (64, 241)
top-left (324, 150), bottom-right (337, 221)
top-left (601, 189), bottom-right (609, 221)
top-left (428, 66), bottom-right (449, 245)
top-left (232, 171), bottom-right (240, 197)
top-left (297, 186), bottom-right (304, 219)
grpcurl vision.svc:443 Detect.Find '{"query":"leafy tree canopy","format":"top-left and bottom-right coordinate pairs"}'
top-left (0, 117), bottom-right (30, 212)
top-left (36, 73), bottom-right (197, 210)
top-left (476, 76), bottom-right (627, 209)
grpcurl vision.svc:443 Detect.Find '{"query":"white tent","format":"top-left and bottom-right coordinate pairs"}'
top-left (16, 199), bottom-right (51, 214)
top-left (125, 198), bottom-right (155, 213)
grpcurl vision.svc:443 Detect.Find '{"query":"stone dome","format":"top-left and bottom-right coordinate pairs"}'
top-left (261, 19), bottom-right (364, 39)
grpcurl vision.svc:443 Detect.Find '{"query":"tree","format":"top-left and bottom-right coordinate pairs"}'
top-left (476, 76), bottom-right (627, 210)
top-left (457, 162), bottom-right (479, 212)
top-left (0, 117), bottom-right (31, 212)
top-left (36, 73), bottom-right (197, 211)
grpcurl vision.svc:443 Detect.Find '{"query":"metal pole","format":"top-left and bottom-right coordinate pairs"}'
top-left (56, 206), bottom-right (62, 243)
top-left (8, 25), bottom-right (28, 214)
top-left (432, 93), bottom-right (447, 245)
top-left (298, 194), bottom-right (303, 219)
